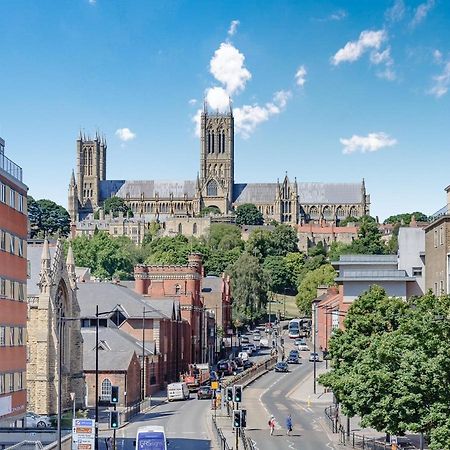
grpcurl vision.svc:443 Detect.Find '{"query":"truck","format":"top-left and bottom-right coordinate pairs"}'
top-left (180, 363), bottom-right (210, 392)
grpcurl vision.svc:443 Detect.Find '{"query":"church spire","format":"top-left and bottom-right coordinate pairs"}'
top-left (66, 243), bottom-right (77, 289)
top-left (39, 239), bottom-right (53, 293)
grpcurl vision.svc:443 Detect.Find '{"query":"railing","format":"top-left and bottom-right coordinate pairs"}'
top-left (5, 441), bottom-right (44, 450)
top-left (120, 398), bottom-right (151, 423)
top-left (0, 153), bottom-right (23, 182)
top-left (212, 416), bottom-right (232, 450)
top-left (429, 205), bottom-right (448, 222)
top-left (241, 429), bottom-right (256, 450)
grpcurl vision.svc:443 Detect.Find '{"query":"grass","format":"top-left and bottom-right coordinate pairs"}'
top-left (267, 293), bottom-right (299, 320)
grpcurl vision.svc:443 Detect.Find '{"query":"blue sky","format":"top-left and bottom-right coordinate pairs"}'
top-left (0, 0), bottom-right (449, 221)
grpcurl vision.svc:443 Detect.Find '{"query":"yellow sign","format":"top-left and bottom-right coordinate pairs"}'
top-left (211, 381), bottom-right (219, 390)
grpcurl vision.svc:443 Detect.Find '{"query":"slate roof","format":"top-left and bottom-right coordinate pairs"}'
top-left (27, 244), bottom-right (57, 296)
top-left (115, 180), bottom-right (196, 199)
top-left (77, 282), bottom-right (171, 320)
top-left (202, 276), bottom-right (223, 293)
top-left (99, 180), bottom-right (126, 202)
top-left (298, 182), bottom-right (362, 204)
top-left (233, 183), bottom-right (278, 204)
top-left (82, 325), bottom-right (154, 371)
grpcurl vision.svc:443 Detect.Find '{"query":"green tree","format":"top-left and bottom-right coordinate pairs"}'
top-left (208, 224), bottom-right (243, 251)
top-left (284, 252), bottom-right (306, 287)
top-left (296, 264), bottom-right (336, 315)
top-left (235, 203), bottom-right (264, 226)
top-left (245, 229), bottom-right (273, 260)
top-left (269, 224), bottom-right (299, 256)
top-left (200, 206), bottom-right (221, 216)
top-left (339, 216), bottom-right (360, 226)
top-left (204, 247), bottom-right (241, 276)
top-left (228, 253), bottom-right (268, 325)
top-left (348, 215), bottom-right (386, 255)
top-left (383, 212), bottom-right (428, 225)
top-left (308, 241), bottom-right (326, 257)
top-left (263, 256), bottom-right (295, 294)
top-left (28, 197), bottom-right (71, 238)
top-left (103, 197), bottom-right (133, 218)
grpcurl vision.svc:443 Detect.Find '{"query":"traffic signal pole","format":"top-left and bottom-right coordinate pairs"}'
top-left (113, 402), bottom-right (117, 450)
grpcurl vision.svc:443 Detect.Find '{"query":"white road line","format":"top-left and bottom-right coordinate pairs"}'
top-left (251, 439), bottom-right (260, 450)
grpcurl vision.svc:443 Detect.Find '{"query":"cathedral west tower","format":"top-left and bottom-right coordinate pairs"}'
top-left (199, 104), bottom-right (234, 214)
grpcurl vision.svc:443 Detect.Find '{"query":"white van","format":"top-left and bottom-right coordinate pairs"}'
top-left (136, 425), bottom-right (167, 449)
top-left (167, 382), bottom-right (190, 401)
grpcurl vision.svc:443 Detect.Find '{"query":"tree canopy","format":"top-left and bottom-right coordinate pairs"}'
top-left (383, 212), bottom-right (428, 225)
top-left (102, 197), bottom-right (133, 218)
top-left (320, 287), bottom-right (450, 449)
top-left (28, 197), bottom-right (71, 238)
top-left (235, 203), bottom-right (264, 225)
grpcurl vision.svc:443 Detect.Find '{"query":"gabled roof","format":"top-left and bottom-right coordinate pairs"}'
top-left (82, 325), bottom-right (155, 371)
top-left (233, 183), bottom-right (277, 204)
top-left (298, 182), bottom-right (362, 204)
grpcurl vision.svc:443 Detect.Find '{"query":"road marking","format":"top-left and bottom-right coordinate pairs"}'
top-left (251, 439), bottom-right (260, 450)
top-left (287, 439), bottom-right (297, 449)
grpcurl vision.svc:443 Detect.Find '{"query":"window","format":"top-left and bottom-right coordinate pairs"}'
top-left (101, 378), bottom-right (112, 401)
top-left (0, 231), bottom-right (5, 251)
top-left (9, 234), bottom-right (15, 254)
top-left (0, 374), bottom-right (5, 394)
top-left (412, 267), bottom-right (422, 277)
top-left (18, 328), bottom-right (23, 345)
top-left (11, 281), bottom-right (15, 300)
top-left (178, 223), bottom-right (182, 234)
top-left (206, 180), bottom-right (218, 197)
top-left (10, 327), bottom-right (15, 346)
top-left (18, 239), bottom-right (23, 257)
top-left (9, 373), bottom-right (14, 392)
top-left (9, 189), bottom-right (15, 209)
top-left (440, 227), bottom-right (444, 245)
top-left (440, 280), bottom-right (444, 294)
top-left (0, 278), bottom-right (5, 297)
top-left (18, 372), bottom-right (23, 390)
top-left (434, 230), bottom-right (438, 248)
top-left (193, 223), bottom-right (197, 235)
top-left (18, 194), bottom-right (24, 212)
top-left (175, 284), bottom-right (181, 295)
top-left (0, 327), bottom-right (5, 346)
top-left (0, 183), bottom-right (5, 203)
top-left (435, 282), bottom-right (438, 295)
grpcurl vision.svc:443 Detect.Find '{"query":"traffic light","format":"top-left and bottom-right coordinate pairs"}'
top-left (233, 385), bottom-right (242, 403)
top-left (241, 409), bottom-right (247, 428)
top-left (109, 411), bottom-right (119, 429)
top-left (226, 386), bottom-right (233, 402)
top-left (111, 386), bottom-right (119, 404)
top-left (233, 410), bottom-right (242, 429)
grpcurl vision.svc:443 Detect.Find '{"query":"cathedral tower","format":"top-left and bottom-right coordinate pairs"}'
top-left (199, 103), bottom-right (234, 213)
top-left (75, 132), bottom-right (107, 214)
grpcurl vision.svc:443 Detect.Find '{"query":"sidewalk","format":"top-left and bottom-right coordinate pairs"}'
top-left (289, 364), bottom-right (333, 406)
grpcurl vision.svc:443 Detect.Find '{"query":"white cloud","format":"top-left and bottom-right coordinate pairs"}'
top-left (340, 132), bottom-right (397, 155)
top-left (193, 109), bottom-right (202, 137)
top-left (329, 10), bottom-right (347, 21)
top-left (410, 0), bottom-right (435, 28)
top-left (433, 49), bottom-right (443, 64)
top-left (188, 98), bottom-right (197, 105)
top-left (429, 61), bottom-right (450, 98)
top-left (370, 47), bottom-right (396, 80)
top-left (385, 0), bottom-right (405, 23)
top-left (228, 20), bottom-right (240, 37)
top-left (88, 0), bottom-right (96, 4)
top-left (234, 90), bottom-right (292, 139)
top-left (332, 30), bottom-right (387, 65)
top-left (205, 86), bottom-right (230, 111)
top-left (295, 65), bottom-right (307, 87)
top-left (115, 128), bottom-right (136, 142)
top-left (210, 42), bottom-right (252, 95)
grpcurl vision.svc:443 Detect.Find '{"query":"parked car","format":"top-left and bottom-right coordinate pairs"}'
top-left (274, 361), bottom-right (289, 373)
top-left (287, 350), bottom-right (300, 364)
top-left (240, 335), bottom-right (250, 344)
top-left (243, 359), bottom-right (254, 370)
top-left (309, 352), bottom-right (320, 362)
top-left (25, 412), bottom-right (52, 428)
top-left (298, 344), bottom-right (310, 352)
top-left (253, 332), bottom-right (261, 341)
top-left (197, 386), bottom-right (213, 400)
top-left (241, 344), bottom-right (253, 356)
top-left (238, 351), bottom-right (249, 362)
top-left (217, 360), bottom-right (233, 376)
top-left (233, 357), bottom-right (244, 371)
top-left (259, 338), bottom-right (269, 348)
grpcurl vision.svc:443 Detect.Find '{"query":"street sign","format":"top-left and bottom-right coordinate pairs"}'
top-left (72, 418), bottom-right (95, 450)
top-left (211, 381), bottom-right (219, 390)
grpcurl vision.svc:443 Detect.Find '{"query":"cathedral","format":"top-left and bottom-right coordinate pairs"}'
top-left (68, 106), bottom-right (370, 225)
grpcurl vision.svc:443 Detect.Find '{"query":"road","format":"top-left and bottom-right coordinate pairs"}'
top-left (243, 340), bottom-right (336, 450)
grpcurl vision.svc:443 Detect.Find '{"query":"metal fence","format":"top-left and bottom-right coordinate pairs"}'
top-left (212, 416), bottom-right (232, 450)
top-left (324, 406), bottom-right (416, 450)
top-left (241, 429), bottom-right (256, 450)
top-left (120, 398), bottom-right (151, 423)
top-left (5, 442), bottom-right (44, 450)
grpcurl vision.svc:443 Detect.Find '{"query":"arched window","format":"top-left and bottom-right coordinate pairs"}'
top-left (336, 207), bottom-right (345, 218)
top-left (101, 378), bottom-right (112, 401)
top-left (178, 223), bottom-right (183, 234)
top-left (323, 206), bottom-right (332, 220)
top-left (88, 149), bottom-right (93, 176)
top-left (210, 132), bottom-right (215, 153)
top-left (207, 180), bottom-right (218, 196)
top-left (175, 284), bottom-right (181, 295)
top-left (221, 132), bottom-right (226, 153)
top-left (309, 206), bottom-right (319, 220)
top-left (193, 223), bottom-right (198, 235)
top-left (349, 206), bottom-right (357, 218)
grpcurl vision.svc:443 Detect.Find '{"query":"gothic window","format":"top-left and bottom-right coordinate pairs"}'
top-left (349, 206), bottom-right (357, 218)
top-left (309, 206), bottom-right (319, 219)
top-left (220, 165), bottom-right (224, 178)
top-left (221, 132), bottom-right (226, 153)
top-left (193, 223), bottom-right (198, 235)
top-left (210, 132), bottom-right (215, 153)
top-left (323, 206), bottom-right (332, 220)
top-left (207, 180), bottom-right (218, 196)
top-left (336, 207), bottom-right (345, 218)
top-left (101, 378), bottom-right (112, 401)
top-left (88, 149), bottom-right (93, 176)
top-left (83, 150), bottom-right (88, 174)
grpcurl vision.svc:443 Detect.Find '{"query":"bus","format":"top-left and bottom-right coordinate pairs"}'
top-left (288, 319), bottom-right (301, 338)
top-left (135, 426), bottom-right (168, 449)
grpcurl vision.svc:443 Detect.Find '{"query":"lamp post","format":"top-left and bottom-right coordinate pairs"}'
top-left (95, 306), bottom-right (120, 450)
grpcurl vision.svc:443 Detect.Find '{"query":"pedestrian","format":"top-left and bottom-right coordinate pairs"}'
top-left (268, 415), bottom-right (275, 436)
top-left (286, 414), bottom-right (293, 435)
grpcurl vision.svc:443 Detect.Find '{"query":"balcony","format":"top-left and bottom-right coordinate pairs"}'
top-left (0, 152), bottom-right (23, 182)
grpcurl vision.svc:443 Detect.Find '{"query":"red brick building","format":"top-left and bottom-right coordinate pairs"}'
top-left (0, 138), bottom-right (28, 426)
top-left (134, 253), bottom-right (204, 364)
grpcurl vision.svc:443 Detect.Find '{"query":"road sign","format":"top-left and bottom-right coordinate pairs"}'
top-left (211, 381), bottom-right (219, 390)
top-left (72, 418), bottom-right (95, 450)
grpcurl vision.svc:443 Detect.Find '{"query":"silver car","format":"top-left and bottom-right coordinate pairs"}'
top-left (26, 412), bottom-right (52, 428)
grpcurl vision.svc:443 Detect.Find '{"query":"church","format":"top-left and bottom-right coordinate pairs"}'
top-left (68, 106), bottom-right (370, 225)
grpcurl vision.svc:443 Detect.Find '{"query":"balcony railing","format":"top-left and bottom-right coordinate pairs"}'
top-left (0, 152), bottom-right (23, 182)
top-left (429, 205), bottom-right (448, 222)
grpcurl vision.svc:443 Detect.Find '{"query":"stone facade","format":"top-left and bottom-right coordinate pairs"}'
top-left (296, 223), bottom-right (358, 253)
top-left (68, 108), bottom-right (370, 228)
top-left (26, 241), bottom-right (84, 414)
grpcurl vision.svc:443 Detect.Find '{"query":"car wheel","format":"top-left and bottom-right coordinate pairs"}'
top-left (37, 421), bottom-right (46, 428)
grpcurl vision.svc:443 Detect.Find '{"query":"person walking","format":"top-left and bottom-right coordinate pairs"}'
top-left (268, 415), bottom-right (275, 436)
top-left (286, 414), bottom-right (293, 435)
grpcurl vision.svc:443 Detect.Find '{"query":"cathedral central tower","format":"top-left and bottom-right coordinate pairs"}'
top-left (199, 104), bottom-right (234, 213)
